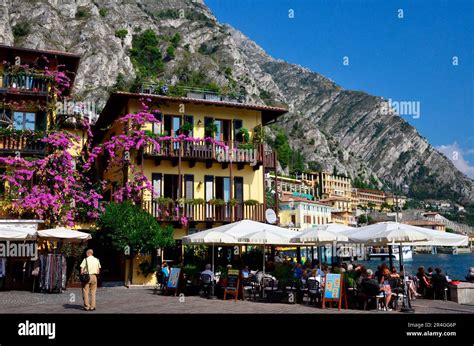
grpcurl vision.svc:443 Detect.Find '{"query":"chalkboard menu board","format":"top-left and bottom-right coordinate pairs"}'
top-left (167, 268), bottom-right (181, 289)
top-left (324, 273), bottom-right (342, 299)
top-left (224, 269), bottom-right (240, 301)
top-left (226, 269), bottom-right (239, 289)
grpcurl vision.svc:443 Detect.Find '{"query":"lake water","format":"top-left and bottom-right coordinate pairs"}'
top-left (357, 253), bottom-right (474, 280)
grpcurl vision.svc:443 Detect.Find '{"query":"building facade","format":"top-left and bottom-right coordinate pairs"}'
top-left (94, 92), bottom-right (286, 283)
top-left (279, 193), bottom-right (332, 230)
top-left (0, 45), bottom-right (80, 213)
top-left (352, 187), bottom-right (386, 209)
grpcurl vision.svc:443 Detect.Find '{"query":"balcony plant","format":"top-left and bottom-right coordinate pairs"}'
top-left (229, 198), bottom-right (239, 207)
top-left (179, 121), bottom-right (193, 136)
top-left (205, 122), bottom-right (217, 138)
top-left (209, 198), bottom-right (225, 206)
top-left (189, 198), bottom-right (205, 205)
top-left (237, 143), bottom-right (255, 150)
top-left (155, 196), bottom-right (174, 207)
top-left (244, 199), bottom-right (259, 206)
top-left (237, 127), bottom-right (250, 143)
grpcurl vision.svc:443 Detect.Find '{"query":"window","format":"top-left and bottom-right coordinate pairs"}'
top-left (152, 173), bottom-right (162, 198)
top-left (13, 112), bottom-right (35, 130)
top-left (184, 175), bottom-right (194, 199)
top-left (184, 115), bottom-right (194, 136)
top-left (233, 119), bottom-right (243, 142)
top-left (152, 112), bottom-right (162, 134)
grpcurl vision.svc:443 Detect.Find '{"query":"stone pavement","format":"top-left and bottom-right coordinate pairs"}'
top-left (0, 287), bottom-right (473, 314)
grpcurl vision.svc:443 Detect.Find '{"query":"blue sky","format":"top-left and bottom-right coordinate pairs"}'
top-left (206, 0), bottom-right (474, 178)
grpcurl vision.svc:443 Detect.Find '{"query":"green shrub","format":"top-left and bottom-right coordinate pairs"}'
top-left (170, 32), bottom-right (181, 47)
top-left (115, 29), bottom-right (128, 40)
top-left (13, 22), bottom-right (30, 37)
top-left (99, 8), bottom-right (107, 17)
top-left (166, 45), bottom-right (175, 59)
top-left (75, 7), bottom-right (90, 19)
top-left (129, 29), bottom-right (164, 79)
top-left (244, 199), bottom-right (259, 206)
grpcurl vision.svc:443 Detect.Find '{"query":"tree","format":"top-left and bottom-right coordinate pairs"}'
top-left (98, 201), bottom-right (174, 285)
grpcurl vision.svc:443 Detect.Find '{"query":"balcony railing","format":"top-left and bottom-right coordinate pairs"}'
top-left (140, 83), bottom-right (245, 104)
top-left (144, 140), bottom-right (275, 167)
top-left (142, 200), bottom-right (267, 223)
top-left (0, 132), bottom-right (46, 155)
top-left (0, 73), bottom-right (49, 94)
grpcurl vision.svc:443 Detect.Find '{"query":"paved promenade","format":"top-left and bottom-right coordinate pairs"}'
top-left (0, 287), bottom-right (473, 314)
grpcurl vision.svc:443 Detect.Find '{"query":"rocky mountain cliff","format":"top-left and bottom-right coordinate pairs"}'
top-left (1, 0), bottom-right (472, 203)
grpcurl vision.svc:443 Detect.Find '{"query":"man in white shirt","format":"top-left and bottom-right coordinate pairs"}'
top-left (80, 249), bottom-right (101, 311)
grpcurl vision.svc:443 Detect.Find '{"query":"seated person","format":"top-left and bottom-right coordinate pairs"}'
top-left (241, 266), bottom-right (250, 279)
top-left (431, 267), bottom-right (448, 296)
top-left (293, 263), bottom-right (304, 279)
top-left (390, 267), bottom-right (400, 278)
top-left (201, 264), bottom-right (215, 282)
top-left (360, 269), bottom-right (380, 297)
top-left (466, 267), bottom-right (474, 282)
top-left (416, 267), bottom-right (431, 295)
top-left (161, 262), bottom-right (170, 281)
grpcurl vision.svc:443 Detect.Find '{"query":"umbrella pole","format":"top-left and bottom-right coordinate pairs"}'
top-left (209, 243), bottom-right (217, 300)
top-left (388, 245), bottom-right (393, 269)
top-left (262, 244), bottom-right (266, 300)
top-left (399, 242), bottom-right (414, 313)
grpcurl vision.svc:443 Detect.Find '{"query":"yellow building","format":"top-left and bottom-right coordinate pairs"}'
top-left (385, 193), bottom-right (407, 209)
top-left (320, 196), bottom-right (352, 213)
top-left (0, 45), bottom-right (81, 210)
top-left (94, 91), bottom-right (287, 284)
top-left (265, 173), bottom-right (314, 198)
top-left (403, 220), bottom-right (446, 231)
top-left (352, 187), bottom-right (386, 209)
top-left (331, 211), bottom-right (357, 226)
top-left (279, 193), bottom-right (332, 230)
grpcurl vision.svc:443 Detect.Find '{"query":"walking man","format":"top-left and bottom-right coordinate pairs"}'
top-left (80, 249), bottom-right (101, 311)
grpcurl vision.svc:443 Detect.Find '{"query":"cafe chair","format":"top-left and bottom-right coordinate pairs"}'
top-left (200, 273), bottom-right (213, 298)
top-left (305, 277), bottom-right (322, 306)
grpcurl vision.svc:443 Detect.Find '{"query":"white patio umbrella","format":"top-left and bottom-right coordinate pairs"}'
top-left (37, 227), bottom-right (92, 242)
top-left (182, 230), bottom-right (238, 297)
top-left (314, 223), bottom-right (354, 233)
top-left (290, 227), bottom-right (349, 268)
top-left (0, 226), bottom-right (37, 240)
top-left (340, 221), bottom-right (434, 312)
top-left (405, 228), bottom-right (468, 247)
top-left (198, 219), bottom-right (298, 239)
top-left (238, 229), bottom-right (293, 295)
top-left (342, 222), bottom-right (431, 245)
top-left (290, 228), bottom-right (349, 244)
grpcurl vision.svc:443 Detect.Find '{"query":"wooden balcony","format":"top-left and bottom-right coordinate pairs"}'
top-left (143, 140), bottom-right (275, 169)
top-left (0, 73), bottom-right (49, 95)
top-left (0, 132), bottom-right (46, 156)
top-left (142, 200), bottom-right (267, 223)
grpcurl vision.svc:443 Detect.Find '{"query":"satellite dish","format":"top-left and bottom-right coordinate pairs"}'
top-left (265, 209), bottom-right (277, 224)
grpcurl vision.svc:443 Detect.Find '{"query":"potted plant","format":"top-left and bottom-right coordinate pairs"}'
top-left (228, 198), bottom-right (239, 207)
top-left (179, 121), bottom-right (193, 136)
top-left (244, 199), bottom-right (259, 206)
top-left (155, 196), bottom-right (174, 207)
top-left (209, 198), bottom-right (225, 206)
top-left (205, 122), bottom-right (218, 138)
top-left (190, 198), bottom-right (205, 205)
top-left (237, 127), bottom-right (250, 143)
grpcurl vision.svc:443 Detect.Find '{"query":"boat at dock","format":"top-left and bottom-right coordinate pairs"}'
top-left (368, 246), bottom-right (413, 261)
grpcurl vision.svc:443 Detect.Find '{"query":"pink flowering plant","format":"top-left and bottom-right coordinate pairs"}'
top-left (1, 98), bottom-right (228, 228)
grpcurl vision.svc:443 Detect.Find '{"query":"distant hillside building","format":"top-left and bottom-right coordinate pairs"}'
top-left (352, 187), bottom-right (386, 209)
top-left (279, 193), bottom-right (332, 230)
